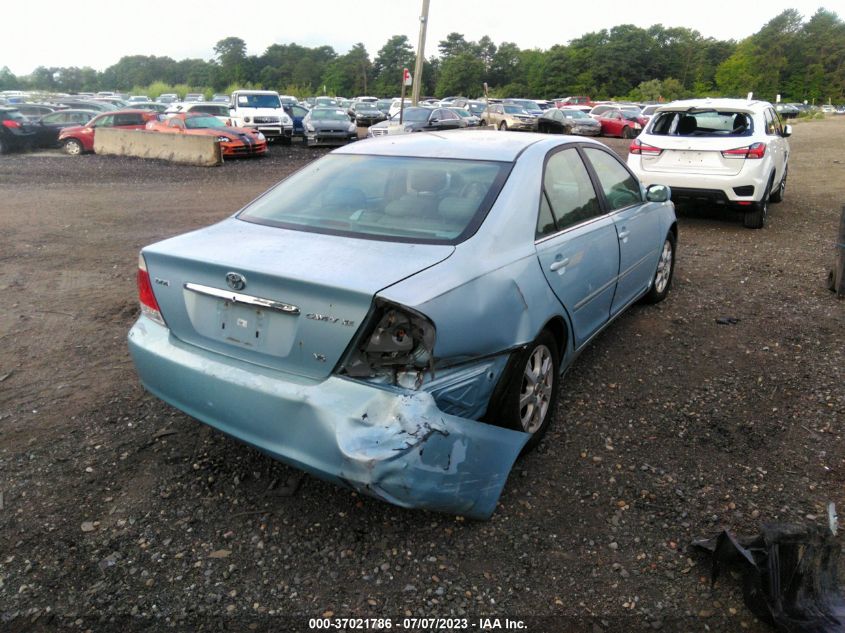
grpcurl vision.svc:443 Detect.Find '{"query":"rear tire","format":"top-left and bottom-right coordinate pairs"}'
top-left (743, 180), bottom-right (771, 229)
top-left (0, 138), bottom-right (6, 154)
top-left (486, 330), bottom-right (560, 453)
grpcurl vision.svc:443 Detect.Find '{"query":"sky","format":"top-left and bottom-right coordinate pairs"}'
top-left (1, 0), bottom-right (835, 76)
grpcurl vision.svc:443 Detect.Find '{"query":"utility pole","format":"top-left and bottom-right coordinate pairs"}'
top-left (411, 0), bottom-right (430, 105)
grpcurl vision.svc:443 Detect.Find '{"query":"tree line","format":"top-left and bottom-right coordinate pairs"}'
top-left (2, 9), bottom-right (842, 103)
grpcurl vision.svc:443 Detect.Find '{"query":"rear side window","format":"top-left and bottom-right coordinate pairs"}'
top-left (539, 148), bottom-right (601, 236)
top-left (583, 147), bottom-right (642, 211)
top-left (114, 113), bottom-right (143, 126)
top-left (650, 110), bottom-right (754, 137)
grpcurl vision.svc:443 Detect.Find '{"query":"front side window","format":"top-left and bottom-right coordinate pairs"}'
top-left (239, 155), bottom-right (511, 244)
top-left (540, 148), bottom-right (601, 234)
top-left (583, 147), bottom-right (642, 211)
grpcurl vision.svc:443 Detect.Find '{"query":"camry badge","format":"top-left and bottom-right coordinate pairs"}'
top-left (226, 272), bottom-right (247, 291)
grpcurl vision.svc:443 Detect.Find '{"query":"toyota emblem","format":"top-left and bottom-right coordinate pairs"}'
top-left (226, 272), bottom-right (247, 291)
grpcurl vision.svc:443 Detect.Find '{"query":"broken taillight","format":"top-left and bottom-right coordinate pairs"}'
top-left (721, 143), bottom-right (766, 159)
top-left (338, 300), bottom-right (436, 389)
top-left (629, 138), bottom-right (662, 156)
top-left (137, 253), bottom-right (166, 326)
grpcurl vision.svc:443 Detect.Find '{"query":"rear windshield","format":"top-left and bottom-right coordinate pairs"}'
top-left (238, 154), bottom-right (512, 244)
top-left (650, 110), bottom-right (754, 137)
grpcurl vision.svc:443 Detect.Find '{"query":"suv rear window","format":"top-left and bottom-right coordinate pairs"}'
top-left (649, 110), bottom-right (754, 137)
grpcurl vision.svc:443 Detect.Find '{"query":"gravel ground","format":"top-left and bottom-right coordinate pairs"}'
top-left (1, 121), bottom-right (844, 633)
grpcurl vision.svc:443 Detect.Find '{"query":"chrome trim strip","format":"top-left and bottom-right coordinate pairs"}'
top-left (184, 282), bottom-right (300, 315)
top-left (573, 275), bottom-right (619, 311)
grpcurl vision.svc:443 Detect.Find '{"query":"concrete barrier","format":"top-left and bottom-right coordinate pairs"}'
top-left (94, 128), bottom-right (222, 166)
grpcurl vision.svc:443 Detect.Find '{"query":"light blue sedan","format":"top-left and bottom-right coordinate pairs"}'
top-left (129, 131), bottom-right (676, 519)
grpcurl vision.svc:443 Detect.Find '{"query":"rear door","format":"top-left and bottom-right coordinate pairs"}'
top-left (534, 146), bottom-right (620, 348)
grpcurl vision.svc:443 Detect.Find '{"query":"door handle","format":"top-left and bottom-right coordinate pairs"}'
top-left (618, 230), bottom-right (630, 240)
top-left (549, 257), bottom-right (569, 272)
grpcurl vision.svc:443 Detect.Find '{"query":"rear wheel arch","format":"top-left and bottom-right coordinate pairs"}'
top-left (541, 316), bottom-right (569, 363)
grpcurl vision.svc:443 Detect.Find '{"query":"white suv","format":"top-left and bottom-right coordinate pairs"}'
top-left (627, 98), bottom-right (791, 228)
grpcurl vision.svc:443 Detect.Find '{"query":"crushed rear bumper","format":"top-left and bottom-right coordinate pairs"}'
top-left (128, 317), bottom-right (528, 519)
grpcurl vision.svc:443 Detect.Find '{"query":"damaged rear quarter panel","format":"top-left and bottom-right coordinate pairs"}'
top-left (380, 139), bottom-right (575, 361)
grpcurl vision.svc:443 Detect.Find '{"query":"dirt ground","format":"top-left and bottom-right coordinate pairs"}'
top-left (1, 121), bottom-right (844, 633)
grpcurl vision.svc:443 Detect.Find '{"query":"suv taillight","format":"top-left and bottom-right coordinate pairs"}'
top-left (137, 253), bottom-right (166, 326)
top-left (2, 120), bottom-right (21, 129)
top-left (721, 142), bottom-right (766, 159)
top-left (629, 138), bottom-right (662, 156)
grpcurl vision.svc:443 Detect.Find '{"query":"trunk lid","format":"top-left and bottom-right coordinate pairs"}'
top-left (142, 218), bottom-right (454, 379)
top-left (640, 136), bottom-right (752, 176)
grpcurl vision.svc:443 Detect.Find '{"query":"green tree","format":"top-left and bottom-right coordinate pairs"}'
top-left (438, 33), bottom-right (471, 59)
top-left (0, 66), bottom-right (18, 91)
top-left (436, 52), bottom-right (485, 96)
top-left (214, 37), bottom-right (248, 86)
top-left (372, 35), bottom-right (415, 96)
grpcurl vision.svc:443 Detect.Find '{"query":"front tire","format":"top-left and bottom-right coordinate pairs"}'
top-left (643, 233), bottom-right (675, 303)
top-left (63, 139), bottom-right (83, 156)
top-left (770, 167), bottom-right (787, 203)
top-left (488, 330), bottom-right (560, 452)
top-left (622, 126), bottom-right (634, 139)
top-left (498, 121), bottom-right (508, 131)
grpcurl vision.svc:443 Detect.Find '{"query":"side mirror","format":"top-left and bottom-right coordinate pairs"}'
top-left (782, 124), bottom-right (792, 137)
top-left (646, 184), bottom-right (671, 203)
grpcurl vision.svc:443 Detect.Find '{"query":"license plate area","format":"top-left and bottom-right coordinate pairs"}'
top-left (219, 301), bottom-right (266, 349)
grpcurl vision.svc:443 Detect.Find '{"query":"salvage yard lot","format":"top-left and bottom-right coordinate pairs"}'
top-left (1, 120), bottom-right (844, 632)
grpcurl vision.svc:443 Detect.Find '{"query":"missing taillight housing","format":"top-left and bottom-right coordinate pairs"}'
top-left (629, 138), bottom-right (662, 156)
top-left (721, 142), bottom-right (766, 159)
top-left (339, 300), bottom-right (436, 388)
top-left (137, 253), bottom-right (166, 326)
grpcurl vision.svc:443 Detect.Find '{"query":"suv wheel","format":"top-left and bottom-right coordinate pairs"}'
top-left (499, 121), bottom-right (508, 131)
top-left (743, 180), bottom-right (771, 229)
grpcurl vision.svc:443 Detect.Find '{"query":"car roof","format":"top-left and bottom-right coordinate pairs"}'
top-left (656, 98), bottom-right (770, 113)
top-left (335, 129), bottom-right (554, 161)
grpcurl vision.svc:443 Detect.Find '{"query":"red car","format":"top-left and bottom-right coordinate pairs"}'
top-left (594, 109), bottom-right (649, 138)
top-left (145, 113), bottom-right (267, 157)
top-left (58, 109), bottom-right (161, 155)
